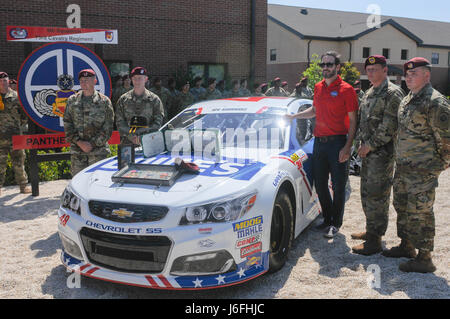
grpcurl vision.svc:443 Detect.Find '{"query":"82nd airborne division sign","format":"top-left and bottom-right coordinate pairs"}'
top-left (17, 42), bottom-right (112, 132)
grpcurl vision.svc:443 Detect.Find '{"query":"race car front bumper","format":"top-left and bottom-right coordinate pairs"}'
top-left (58, 208), bottom-right (270, 290)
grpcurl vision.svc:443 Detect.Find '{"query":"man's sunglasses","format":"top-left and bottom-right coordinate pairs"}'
top-left (319, 62), bottom-right (335, 68)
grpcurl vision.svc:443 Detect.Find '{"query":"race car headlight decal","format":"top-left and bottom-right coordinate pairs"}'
top-left (58, 232), bottom-right (84, 261)
top-left (170, 250), bottom-right (236, 276)
top-left (60, 187), bottom-right (81, 215)
top-left (179, 191), bottom-right (257, 225)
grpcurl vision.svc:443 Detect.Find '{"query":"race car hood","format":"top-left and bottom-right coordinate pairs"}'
top-left (72, 148), bottom-right (280, 207)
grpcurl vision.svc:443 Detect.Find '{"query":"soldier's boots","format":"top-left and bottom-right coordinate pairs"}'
top-left (351, 231), bottom-right (367, 240)
top-left (399, 250), bottom-right (436, 273)
top-left (382, 238), bottom-right (417, 259)
top-left (20, 184), bottom-right (31, 194)
top-left (351, 233), bottom-right (382, 255)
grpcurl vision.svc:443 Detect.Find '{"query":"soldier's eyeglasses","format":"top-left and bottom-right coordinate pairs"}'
top-left (319, 63), bottom-right (335, 68)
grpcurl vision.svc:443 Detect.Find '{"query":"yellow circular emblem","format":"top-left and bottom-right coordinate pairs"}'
top-left (368, 57), bottom-right (376, 64)
top-left (408, 62), bottom-right (414, 69)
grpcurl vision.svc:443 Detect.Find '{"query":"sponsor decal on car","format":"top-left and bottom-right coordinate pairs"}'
top-left (59, 214), bottom-right (70, 227)
top-left (85, 220), bottom-right (162, 234)
top-left (233, 216), bottom-right (263, 239)
top-left (235, 234), bottom-right (261, 248)
top-left (240, 242), bottom-right (262, 258)
top-left (273, 170), bottom-right (288, 187)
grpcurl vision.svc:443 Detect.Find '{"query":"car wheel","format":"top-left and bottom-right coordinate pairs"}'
top-left (268, 190), bottom-right (294, 273)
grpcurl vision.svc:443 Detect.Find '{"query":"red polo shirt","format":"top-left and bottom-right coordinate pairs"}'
top-left (313, 76), bottom-right (358, 137)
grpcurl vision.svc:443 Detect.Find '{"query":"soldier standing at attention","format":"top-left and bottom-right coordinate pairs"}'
top-left (63, 69), bottom-right (114, 176)
top-left (351, 55), bottom-right (405, 255)
top-left (190, 76), bottom-right (206, 103)
top-left (166, 78), bottom-right (181, 120)
top-left (0, 72), bottom-right (31, 195)
top-left (200, 78), bottom-right (222, 101)
top-left (115, 67), bottom-right (164, 146)
top-left (383, 58), bottom-right (449, 273)
top-left (149, 77), bottom-right (171, 123)
top-left (239, 78), bottom-right (251, 97)
top-left (265, 77), bottom-right (288, 97)
top-left (177, 82), bottom-right (195, 112)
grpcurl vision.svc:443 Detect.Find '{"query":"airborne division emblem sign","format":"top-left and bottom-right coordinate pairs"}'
top-left (17, 42), bottom-right (112, 132)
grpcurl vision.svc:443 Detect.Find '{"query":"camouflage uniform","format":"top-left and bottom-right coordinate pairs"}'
top-left (190, 86), bottom-right (206, 103)
top-left (357, 79), bottom-right (404, 237)
top-left (177, 91), bottom-right (195, 112)
top-left (200, 88), bottom-right (222, 101)
top-left (239, 88), bottom-right (251, 97)
top-left (150, 86), bottom-right (171, 123)
top-left (0, 88), bottom-right (28, 187)
top-left (115, 89), bottom-right (164, 145)
top-left (265, 87), bottom-right (288, 97)
top-left (394, 83), bottom-right (449, 252)
top-left (63, 91), bottom-right (114, 176)
top-left (167, 87), bottom-right (181, 120)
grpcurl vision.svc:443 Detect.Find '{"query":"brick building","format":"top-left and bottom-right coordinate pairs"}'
top-left (1, 0), bottom-right (267, 88)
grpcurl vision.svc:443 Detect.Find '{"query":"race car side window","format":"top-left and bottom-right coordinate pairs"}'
top-left (294, 103), bottom-right (314, 146)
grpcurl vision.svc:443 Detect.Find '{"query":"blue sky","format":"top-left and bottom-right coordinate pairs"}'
top-left (267, 0), bottom-right (450, 23)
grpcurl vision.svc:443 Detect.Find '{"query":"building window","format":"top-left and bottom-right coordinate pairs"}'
top-left (382, 48), bottom-right (390, 59)
top-left (270, 49), bottom-right (277, 61)
top-left (431, 53), bottom-right (439, 65)
top-left (401, 49), bottom-right (408, 60)
top-left (363, 47), bottom-right (370, 58)
top-left (188, 63), bottom-right (227, 82)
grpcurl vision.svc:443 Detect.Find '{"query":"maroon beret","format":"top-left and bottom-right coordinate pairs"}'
top-left (403, 57), bottom-right (431, 74)
top-left (281, 81), bottom-right (288, 86)
top-left (9, 79), bottom-right (17, 84)
top-left (300, 77), bottom-right (307, 83)
top-left (0, 72), bottom-right (9, 79)
top-left (273, 77), bottom-right (281, 82)
top-left (130, 67), bottom-right (147, 77)
top-left (78, 69), bottom-right (96, 79)
top-left (365, 55), bottom-right (387, 68)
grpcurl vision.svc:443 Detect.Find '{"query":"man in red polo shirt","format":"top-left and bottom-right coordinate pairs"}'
top-left (286, 51), bottom-right (358, 238)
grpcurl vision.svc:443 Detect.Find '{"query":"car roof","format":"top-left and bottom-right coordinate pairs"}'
top-left (185, 96), bottom-right (312, 114)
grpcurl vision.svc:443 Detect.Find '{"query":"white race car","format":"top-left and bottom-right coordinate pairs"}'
top-left (58, 96), bottom-right (321, 289)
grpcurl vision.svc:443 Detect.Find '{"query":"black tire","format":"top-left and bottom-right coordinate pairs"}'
top-left (268, 190), bottom-right (294, 273)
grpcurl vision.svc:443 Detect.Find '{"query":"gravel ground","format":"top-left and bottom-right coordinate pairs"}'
top-left (0, 170), bottom-right (448, 299)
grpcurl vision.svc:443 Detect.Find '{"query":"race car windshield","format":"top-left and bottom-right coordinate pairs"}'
top-left (167, 109), bottom-right (288, 149)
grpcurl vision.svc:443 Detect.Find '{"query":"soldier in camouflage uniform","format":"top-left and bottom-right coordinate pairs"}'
top-left (63, 69), bottom-right (114, 176)
top-left (228, 80), bottom-right (242, 98)
top-left (383, 58), bottom-right (449, 273)
top-left (177, 82), bottom-right (195, 112)
top-left (200, 78), bottom-right (222, 101)
top-left (265, 77), bottom-right (288, 97)
top-left (166, 78), bottom-right (181, 120)
top-left (190, 76), bottom-right (206, 103)
top-left (0, 72), bottom-right (31, 195)
top-left (290, 78), bottom-right (314, 100)
top-left (116, 67), bottom-right (164, 146)
top-left (239, 79), bottom-right (251, 97)
top-left (350, 56), bottom-right (405, 255)
top-left (149, 77), bottom-right (171, 123)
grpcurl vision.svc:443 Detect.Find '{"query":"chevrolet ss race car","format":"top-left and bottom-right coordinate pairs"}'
top-left (58, 96), bottom-right (322, 290)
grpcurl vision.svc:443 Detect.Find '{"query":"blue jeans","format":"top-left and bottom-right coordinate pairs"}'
top-left (312, 136), bottom-right (349, 229)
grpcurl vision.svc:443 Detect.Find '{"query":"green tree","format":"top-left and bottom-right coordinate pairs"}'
top-left (340, 61), bottom-right (361, 86)
top-left (302, 54), bottom-right (323, 90)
